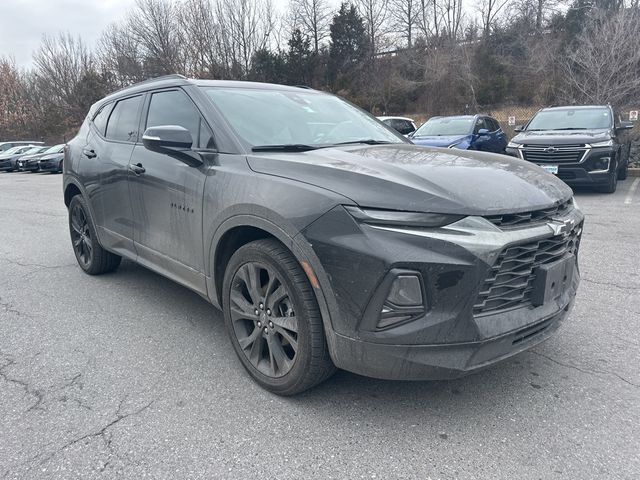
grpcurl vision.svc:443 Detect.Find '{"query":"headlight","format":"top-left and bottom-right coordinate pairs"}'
top-left (507, 141), bottom-right (522, 148)
top-left (345, 206), bottom-right (464, 228)
top-left (590, 139), bottom-right (613, 148)
top-left (572, 197), bottom-right (579, 210)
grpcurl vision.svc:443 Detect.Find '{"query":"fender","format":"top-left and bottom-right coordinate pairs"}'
top-left (62, 175), bottom-right (105, 247)
top-left (206, 213), bottom-right (343, 363)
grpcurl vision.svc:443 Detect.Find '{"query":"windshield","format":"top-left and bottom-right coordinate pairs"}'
top-left (23, 147), bottom-right (43, 154)
top-left (43, 144), bottom-right (63, 154)
top-left (527, 108), bottom-right (612, 131)
top-left (2, 146), bottom-right (24, 155)
top-left (201, 87), bottom-right (402, 148)
top-left (413, 117), bottom-right (474, 136)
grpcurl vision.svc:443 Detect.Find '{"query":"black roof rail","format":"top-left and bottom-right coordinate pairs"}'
top-left (294, 85), bottom-right (313, 89)
top-left (111, 74), bottom-right (188, 95)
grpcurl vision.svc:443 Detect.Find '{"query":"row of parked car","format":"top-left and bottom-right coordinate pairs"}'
top-left (379, 104), bottom-right (635, 193)
top-left (0, 141), bottom-right (65, 173)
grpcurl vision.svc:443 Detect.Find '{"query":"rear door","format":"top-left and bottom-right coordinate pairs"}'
top-left (128, 88), bottom-right (213, 293)
top-left (84, 95), bottom-right (142, 257)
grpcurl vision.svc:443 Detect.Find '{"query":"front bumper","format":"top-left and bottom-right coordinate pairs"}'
top-left (505, 146), bottom-right (615, 186)
top-left (302, 205), bottom-right (583, 380)
top-left (39, 159), bottom-right (62, 172)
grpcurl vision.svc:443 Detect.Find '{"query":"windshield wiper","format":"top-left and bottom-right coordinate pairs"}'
top-left (330, 139), bottom-right (396, 146)
top-left (251, 144), bottom-right (319, 152)
top-left (550, 127), bottom-right (588, 131)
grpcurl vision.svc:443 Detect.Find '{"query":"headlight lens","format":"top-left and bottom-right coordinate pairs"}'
top-left (345, 206), bottom-right (464, 227)
top-left (590, 139), bottom-right (613, 148)
top-left (507, 141), bottom-right (522, 148)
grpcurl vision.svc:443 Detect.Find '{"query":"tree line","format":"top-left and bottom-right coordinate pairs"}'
top-left (1, 0), bottom-right (639, 143)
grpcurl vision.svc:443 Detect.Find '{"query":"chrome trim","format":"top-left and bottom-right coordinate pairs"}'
top-left (519, 144), bottom-right (591, 164)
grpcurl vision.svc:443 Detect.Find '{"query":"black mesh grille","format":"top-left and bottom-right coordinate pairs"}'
top-left (522, 144), bottom-right (587, 163)
top-left (485, 199), bottom-right (573, 228)
top-left (473, 224), bottom-right (582, 316)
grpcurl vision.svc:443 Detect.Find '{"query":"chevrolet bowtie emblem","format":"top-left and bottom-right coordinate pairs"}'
top-left (547, 218), bottom-right (575, 236)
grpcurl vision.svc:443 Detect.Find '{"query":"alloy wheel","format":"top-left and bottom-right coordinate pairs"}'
top-left (70, 204), bottom-right (93, 267)
top-left (229, 262), bottom-right (299, 378)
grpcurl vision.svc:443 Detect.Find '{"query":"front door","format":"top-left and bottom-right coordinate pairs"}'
top-left (128, 88), bottom-right (215, 293)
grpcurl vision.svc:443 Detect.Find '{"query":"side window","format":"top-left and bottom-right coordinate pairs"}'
top-left (146, 90), bottom-right (215, 149)
top-left (92, 103), bottom-right (112, 136)
top-left (399, 120), bottom-right (416, 135)
top-left (488, 118), bottom-right (500, 132)
top-left (474, 118), bottom-right (488, 133)
top-left (105, 96), bottom-right (143, 143)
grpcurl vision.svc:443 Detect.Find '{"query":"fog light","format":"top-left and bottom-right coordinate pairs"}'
top-left (590, 156), bottom-right (610, 173)
top-left (387, 275), bottom-right (423, 306)
top-left (377, 275), bottom-right (425, 329)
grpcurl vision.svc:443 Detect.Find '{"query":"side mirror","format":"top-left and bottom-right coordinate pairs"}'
top-left (513, 125), bottom-right (525, 133)
top-left (142, 125), bottom-right (203, 166)
top-left (477, 128), bottom-right (490, 136)
top-left (617, 121), bottom-right (634, 131)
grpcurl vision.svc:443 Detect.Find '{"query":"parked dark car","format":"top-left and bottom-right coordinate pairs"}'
top-left (0, 145), bottom-right (40, 172)
top-left (411, 115), bottom-right (508, 153)
top-left (17, 146), bottom-right (50, 171)
top-left (33, 144), bottom-right (65, 173)
top-left (64, 75), bottom-right (583, 395)
top-left (505, 105), bottom-right (633, 193)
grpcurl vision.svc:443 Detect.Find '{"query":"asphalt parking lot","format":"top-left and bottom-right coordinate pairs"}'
top-left (0, 171), bottom-right (638, 480)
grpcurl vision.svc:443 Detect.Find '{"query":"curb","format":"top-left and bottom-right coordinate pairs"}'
top-left (629, 168), bottom-right (640, 177)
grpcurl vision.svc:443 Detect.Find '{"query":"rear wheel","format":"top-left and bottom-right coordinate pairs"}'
top-left (68, 195), bottom-right (121, 274)
top-left (222, 239), bottom-right (335, 395)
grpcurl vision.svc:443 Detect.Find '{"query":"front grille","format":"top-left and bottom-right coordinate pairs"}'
top-left (485, 199), bottom-right (573, 229)
top-left (522, 144), bottom-right (587, 163)
top-left (473, 224), bottom-right (582, 316)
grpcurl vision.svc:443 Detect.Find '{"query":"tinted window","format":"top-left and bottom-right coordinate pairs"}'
top-left (93, 104), bottom-right (112, 136)
top-left (201, 87), bottom-right (401, 147)
top-left (414, 117), bottom-right (474, 136)
top-left (146, 90), bottom-right (214, 149)
top-left (398, 120), bottom-right (415, 135)
top-left (487, 118), bottom-right (500, 131)
top-left (527, 108), bottom-right (612, 130)
top-left (474, 118), bottom-right (490, 133)
top-left (105, 96), bottom-right (142, 142)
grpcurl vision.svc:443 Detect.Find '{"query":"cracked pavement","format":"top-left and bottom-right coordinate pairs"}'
top-left (0, 172), bottom-right (638, 479)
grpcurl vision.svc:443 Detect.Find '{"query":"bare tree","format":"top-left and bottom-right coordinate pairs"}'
top-left (179, 0), bottom-right (221, 77)
top-left (216, 0), bottom-right (275, 77)
top-left (560, 7), bottom-right (640, 106)
top-left (288, 0), bottom-right (331, 53)
top-left (98, 23), bottom-right (145, 87)
top-left (356, 0), bottom-right (389, 53)
top-left (477, 0), bottom-right (512, 37)
top-left (389, 0), bottom-right (419, 47)
top-left (127, 0), bottom-right (185, 76)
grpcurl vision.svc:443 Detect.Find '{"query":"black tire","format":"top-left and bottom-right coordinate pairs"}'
top-left (68, 195), bottom-right (121, 275)
top-left (222, 239), bottom-right (335, 395)
top-left (618, 158), bottom-right (628, 180)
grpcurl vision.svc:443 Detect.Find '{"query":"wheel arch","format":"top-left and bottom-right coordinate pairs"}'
top-left (208, 215), bottom-right (341, 363)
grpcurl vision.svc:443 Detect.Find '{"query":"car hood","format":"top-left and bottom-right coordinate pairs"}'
top-left (513, 129), bottom-right (611, 145)
top-left (410, 135), bottom-right (469, 148)
top-left (39, 153), bottom-right (63, 160)
top-left (247, 144), bottom-right (572, 216)
top-left (21, 153), bottom-right (46, 161)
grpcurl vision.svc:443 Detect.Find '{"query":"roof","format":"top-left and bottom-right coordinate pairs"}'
top-left (100, 74), bottom-right (321, 107)
top-left (377, 116), bottom-right (416, 122)
top-left (541, 105), bottom-right (610, 111)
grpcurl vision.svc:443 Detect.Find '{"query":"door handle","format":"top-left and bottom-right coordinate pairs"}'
top-left (83, 149), bottom-right (97, 159)
top-left (129, 162), bottom-right (146, 174)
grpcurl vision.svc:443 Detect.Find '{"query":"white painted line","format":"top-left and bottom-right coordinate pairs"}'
top-left (624, 178), bottom-right (640, 205)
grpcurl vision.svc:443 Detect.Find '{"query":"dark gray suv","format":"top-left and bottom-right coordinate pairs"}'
top-left (64, 75), bottom-right (583, 395)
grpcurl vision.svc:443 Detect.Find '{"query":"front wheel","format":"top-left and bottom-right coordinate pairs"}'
top-left (68, 195), bottom-right (121, 274)
top-left (222, 239), bottom-right (335, 395)
top-left (618, 158), bottom-right (628, 180)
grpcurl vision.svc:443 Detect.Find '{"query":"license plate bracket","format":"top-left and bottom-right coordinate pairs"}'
top-left (531, 255), bottom-right (574, 307)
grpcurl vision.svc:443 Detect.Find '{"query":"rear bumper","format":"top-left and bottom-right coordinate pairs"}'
top-left (331, 302), bottom-right (571, 380)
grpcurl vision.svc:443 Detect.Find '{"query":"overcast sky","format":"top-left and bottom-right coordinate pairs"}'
top-left (1, 0), bottom-right (303, 67)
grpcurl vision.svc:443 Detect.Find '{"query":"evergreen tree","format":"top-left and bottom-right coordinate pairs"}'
top-left (327, 3), bottom-right (370, 90)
